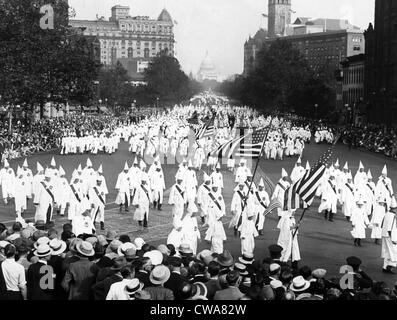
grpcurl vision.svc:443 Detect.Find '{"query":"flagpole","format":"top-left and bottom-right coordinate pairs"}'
top-left (240, 114), bottom-right (278, 215)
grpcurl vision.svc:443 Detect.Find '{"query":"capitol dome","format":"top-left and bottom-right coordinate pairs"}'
top-left (197, 51), bottom-right (218, 82)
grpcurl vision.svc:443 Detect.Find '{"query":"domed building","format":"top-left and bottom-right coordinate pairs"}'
top-left (197, 51), bottom-right (219, 82)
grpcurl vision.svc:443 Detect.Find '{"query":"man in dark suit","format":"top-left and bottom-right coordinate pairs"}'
top-left (205, 261), bottom-right (222, 300)
top-left (26, 244), bottom-right (55, 300)
top-left (214, 270), bottom-right (244, 300)
top-left (191, 261), bottom-right (208, 283)
top-left (136, 257), bottom-right (152, 288)
top-left (164, 257), bottom-right (186, 298)
top-left (92, 257), bottom-right (127, 300)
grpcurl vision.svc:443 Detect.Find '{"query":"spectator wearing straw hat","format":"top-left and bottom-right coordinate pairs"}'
top-left (26, 244), bottom-right (54, 300)
top-left (106, 266), bottom-right (139, 300)
top-left (145, 265), bottom-right (174, 300)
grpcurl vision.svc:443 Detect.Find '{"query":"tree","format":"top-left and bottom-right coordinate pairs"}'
top-left (144, 52), bottom-right (199, 106)
top-left (0, 0), bottom-right (100, 117)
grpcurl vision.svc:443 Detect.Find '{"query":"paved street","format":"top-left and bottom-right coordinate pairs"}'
top-left (2, 140), bottom-right (397, 286)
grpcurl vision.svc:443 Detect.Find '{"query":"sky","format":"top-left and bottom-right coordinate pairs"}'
top-left (69, 0), bottom-right (374, 79)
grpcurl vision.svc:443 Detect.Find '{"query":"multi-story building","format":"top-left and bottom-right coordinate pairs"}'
top-left (268, 0), bottom-right (292, 38)
top-left (365, 0), bottom-right (397, 126)
top-left (340, 54), bottom-right (365, 107)
top-left (70, 5), bottom-right (175, 81)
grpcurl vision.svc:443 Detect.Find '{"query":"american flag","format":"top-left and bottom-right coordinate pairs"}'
top-left (209, 128), bottom-right (249, 160)
top-left (232, 127), bottom-right (267, 159)
top-left (264, 198), bottom-right (283, 216)
top-left (283, 146), bottom-right (334, 210)
top-left (195, 117), bottom-right (215, 140)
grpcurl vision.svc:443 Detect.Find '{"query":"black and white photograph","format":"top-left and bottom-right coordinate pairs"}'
top-left (0, 0), bottom-right (396, 310)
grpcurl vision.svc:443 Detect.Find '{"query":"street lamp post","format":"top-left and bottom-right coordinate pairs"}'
top-left (314, 104), bottom-right (318, 120)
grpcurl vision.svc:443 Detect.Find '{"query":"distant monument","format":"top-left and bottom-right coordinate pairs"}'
top-left (197, 51), bottom-right (218, 82)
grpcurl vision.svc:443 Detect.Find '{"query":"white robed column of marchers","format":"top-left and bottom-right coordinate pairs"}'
top-left (204, 182), bottom-right (226, 254)
top-left (115, 162), bottom-right (131, 211)
top-left (277, 210), bottom-right (300, 263)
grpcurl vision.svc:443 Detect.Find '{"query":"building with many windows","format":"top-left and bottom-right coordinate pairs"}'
top-left (70, 5), bottom-right (175, 81)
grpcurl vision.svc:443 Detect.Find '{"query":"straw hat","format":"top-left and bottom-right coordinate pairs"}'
top-left (149, 265), bottom-right (171, 285)
top-left (76, 241), bottom-right (95, 257)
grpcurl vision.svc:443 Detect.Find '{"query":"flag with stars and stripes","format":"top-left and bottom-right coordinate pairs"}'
top-left (195, 117), bottom-right (215, 140)
top-left (232, 127), bottom-right (267, 159)
top-left (209, 127), bottom-right (249, 160)
top-left (283, 146), bottom-right (334, 210)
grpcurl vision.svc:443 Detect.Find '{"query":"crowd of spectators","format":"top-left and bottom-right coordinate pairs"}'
top-left (0, 114), bottom-right (129, 161)
top-left (342, 125), bottom-right (397, 159)
top-left (0, 220), bottom-right (395, 301)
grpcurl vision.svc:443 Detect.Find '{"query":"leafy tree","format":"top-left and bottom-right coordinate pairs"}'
top-left (144, 51), bottom-right (199, 106)
top-left (0, 0), bottom-right (100, 117)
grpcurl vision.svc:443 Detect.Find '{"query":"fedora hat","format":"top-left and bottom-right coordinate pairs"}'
top-left (149, 265), bottom-right (171, 285)
top-left (49, 238), bottom-right (67, 255)
top-left (215, 250), bottom-right (234, 267)
top-left (34, 237), bottom-right (50, 249)
top-left (76, 241), bottom-right (95, 257)
top-left (110, 256), bottom-right (127, 271)
top-left (105, 230), bottom-right (117, 242)
top-left (290, 276), bottom-right (311, 292)
top-left (117, 242), bottom-right (137, 257)
top-left (34, 244), bottom-right (53, 258)
top-left (191, 282), bottom-right (208, 300)
top-left (124, 279), bottom-right (144, 297)
top-left (234, 262), bottom-right (249, 276)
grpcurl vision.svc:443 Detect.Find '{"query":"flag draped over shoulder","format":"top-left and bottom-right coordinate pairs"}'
top-left (283, 146), bottom-right (334, 211)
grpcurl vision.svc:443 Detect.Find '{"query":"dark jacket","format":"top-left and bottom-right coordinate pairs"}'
top-left (92, 273), bottom-right (123, 300)
top-left (27, 262), bottom-right (55, 300)
top-left (136, 270), bottom-right (151, 288)
top-left (62, 257), bottom-right (99, 300)
top-left (214, 286), bottom-right (244, 300)
top-left (164, 271), bottom-right (186, 299)
top-left (205, 278), bottom-right (222, 300)
top-left (145, 285), bottom-right (174, 300)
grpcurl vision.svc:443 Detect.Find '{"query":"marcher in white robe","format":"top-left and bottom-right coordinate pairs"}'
top-left (290, 157), bottom-right (306, 184)
top-left (235, 159), bottom-right (251, 183)
top-left (34, 170), bottom-right (56, 223)
top-left (340, 173), bottom-right (356, 221)
top-left (72, 210), bottom-right (95, 237)
top-left (272, 169), bottom-right (290, 217)
top-left (254, 178), bottom-right (270, 235)
top-left (240, 210), bottom-right (258, 256)
top-left (194, 145), bottom-right (205, 170)
top-left (149, 164), bottom-right (165, 211)
top-left (88, 176), bottom-right (107, 230)
top-left (21, 159), bottom-right (33, 200)
top-left (133, 175), bottom-right (152, 230)
top-left (370, 197), bottom-right (387, 244)
top-left (168, 173), bottom-right (187, 226)
top-left (229, 181), bottom-right (248, 236)
top-left (277, 210), bottom-right (300, 264)
top-left (376, 165), bottom-right (395, 209)
top-left (205, 184), bottom-right (226, 254)
top-left (167, 219), bottom-right (184, 249)
top-left (227, 155), bottom-right (235, 173)
top-left (181, 207), bottom-right (201, 255)
top-left (184, 161), bottom-right (198, 205)
top-left (197, 173), bottom-right (211, 225)
top-left (68, 177), bottom-right (86, 221)
top-left (115, 162), bottom-right (131, 213)
top-left (351, 200), bottom-right (369, 247)
top-left (0, 159), bottom-right (15, 204)
top-left (14, 167), bottom-right (27, 221)
top-left (381, 206), bottom-right (397, 273)
top-left (354, 161), bottom-right (367, 187)
top-left (363, 170), bottom-right (376, 217)
top-left (56, 166), bottom-right (70, 217)
top-left (211, 163), bottom-right (224, 190)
